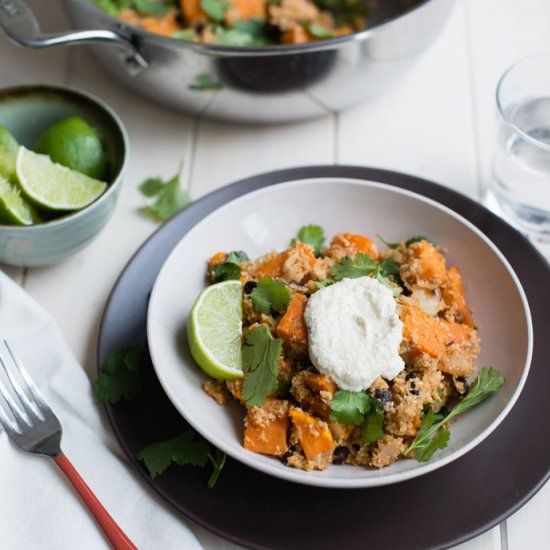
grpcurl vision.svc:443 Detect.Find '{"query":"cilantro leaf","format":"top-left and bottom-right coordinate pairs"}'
top-left (379, 257), bottom-right (400, 277)
top-left (241, 325), bottom-right (282, 406)
top-left (330, 390), bottom-right (373, 425)
top-left (200, 0), bottom-right (229, 21)
top-left (233, 18), bottom-right (272, 45)
top-left (301, 21), bottom-right (334, 38)
top-left (250, 276), bottom-right (290, 314)
top-left (207, 448), bottom-right (227, 488)
top-left (376, 271), bottom-right (401, 298)
top-left (139, 170), bottom-right (192, 222)
top-left (450, 367), bottom-right (505, 416)
top-left (137, 431), bottom-right (210, 478)
top-left (315, 279), bottom-right (335, 289)
top-left (171, 30), bottom-right (197, 41)
top-left (290, 224), bottom-right (325, 256)
top-left (405, 235), bottom-right (429, 246)
top-left (415, 427), bottom-right (450, 462)
top-left (94, 345), bottom-right (147, 404)
top-left (209, 250), bottom-right (249, 282)
top-left (331, 252), bottom-right (378, 280)
top-left (133, 0), bottom-right (171, 15)
top-left (376, 233), bottom-right (399, 249)
top-left (189, 73), bottom-right (223, 91)
top-left (361, 400), bottom-right (385, 444)
top-left (406, 368), bottom-right (505, 461)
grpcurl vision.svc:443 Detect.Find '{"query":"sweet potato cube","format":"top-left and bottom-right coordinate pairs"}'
top-left (256, 243), bottom-right (315, 282)
top-left (441, 320), bottom-right (476, 346)
top-left (180, 0), bottom-right (206, 24)
top-left (140, 13), bottom-right (180, 36)
top-left (400, 305), bottom-right (447, 357)
top-left (208, 251), bottom-right (226, 268)
top-left (276, 294), bottom-right (308, 345)
top-left (442, 267), bottom-right (473, 325)
top-left (289, 407), bottom-right (335, 460)
top-left (302, 372), bottom-right (337, 394)
top-left (244, 400), bottom-right (289, 456)
top-left (225, 0), bottom-right (266, 24)
top-left (343, 233), bottom-right (379, 259)
top-left (405, 241), bottom-right (447, 288)
top-left (255, 252), bottom-right (287, 279)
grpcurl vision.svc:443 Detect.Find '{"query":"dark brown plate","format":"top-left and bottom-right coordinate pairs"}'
top-left (97, 166), bottom-right (550, 550)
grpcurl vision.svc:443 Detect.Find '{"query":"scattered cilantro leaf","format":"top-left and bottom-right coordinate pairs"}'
top-left (94, 344), bottom-right (147, 404)
top-left (331, 252), bottom-right (378, 280)
top-left (201, 0), bottom-right (229, 21)
top-left (250, 276), bottom-right (290, 314)
top-left (379, 257), bottom-right (400, 278)
top-left (209, 250), bottom-right (249, 282)
top-left (233, 18), bottom-right (272, 45)
top-left (133, 0), bottom-right (171, 15)
top-left (139, 170), bottom-right (192, 222)
top-left (189, 73), bottom-right (223, 91)
top-left (241, 325), bottom-right (282, 406)
top-left (301, 21), bottom-right (334, 38)
top-left (376, 233), bottom-right (399, 249)
top-left (406, 367), bottom-right (505, 461)
top-left (137, 432), bottom-right (210, 478)
top-left (171, 30), bottom-right (197, 41)
top-left (90, 0), bottom-right (122, 16)
top-left (330, 390), bottom-right (373, 425)
top-left (361, 400), bottom-right (384, 444)
top-left (376, 271), bottom-right (401, 298)
top-left (315, 279), bottom-right (335, 289)
top-left (405, 235), bottom-right (429, 246)
top-left (312, 0), bottom-right (368, 25)
top-left (207, 448), bottom-right (227, 488)
top-left (290, 224), bottom-right (325, 256)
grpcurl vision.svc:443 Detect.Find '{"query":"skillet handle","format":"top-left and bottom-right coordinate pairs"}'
top-left (0, 0), bottom-right (148, 74)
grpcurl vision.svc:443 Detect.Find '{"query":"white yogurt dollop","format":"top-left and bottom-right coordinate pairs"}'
top-left (304, 277), bottom-right (404, 392)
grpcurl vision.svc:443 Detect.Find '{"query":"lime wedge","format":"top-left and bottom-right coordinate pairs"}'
top-left (15, 146), bottom-right (107, 211)
top-left (0, 125), bottom-right (19, 180)
top-left (0, 175), bottom-right (40, 225)
top-left (187, 280), bottom-right (243, 379)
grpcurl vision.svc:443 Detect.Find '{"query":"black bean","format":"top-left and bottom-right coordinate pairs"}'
top-left (244, 281), bottom-right (258, 294)
top-left (281, 448), bottom-right (295, 465)
top-left (405, 372), bottom-right (417, 381)
top-left (374, 389), bottom-right (393, 404)
top-left (332, 446), bottom-right (350, 465)
top-left (410, 389), bottom-right (420, 396)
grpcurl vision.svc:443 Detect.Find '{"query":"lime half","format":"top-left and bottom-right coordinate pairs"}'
top-left (15, 146), bottom-right (107, 211)
top-left (187, 280), bottom-right (243, 379)
top-left (0, 175), bottom-right (39, 226)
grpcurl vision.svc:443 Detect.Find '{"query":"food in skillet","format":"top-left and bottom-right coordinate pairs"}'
top-left (187, 225), bottom-right (504, 471)
top-left (91, 0), bottom-right (368, 45)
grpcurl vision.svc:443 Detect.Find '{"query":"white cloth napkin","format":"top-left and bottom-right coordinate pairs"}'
top-left (0, 271), bottom-right (202, 550)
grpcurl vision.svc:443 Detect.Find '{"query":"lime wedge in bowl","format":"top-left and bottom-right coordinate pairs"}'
top-left (0, 125), bottom-right (19, 180)
top-left (187, 280), bottom-right (243, 379)
top-left (15, 146), bottom-right (107, 211)
top-left (0, 175), bottom-right (40, 225)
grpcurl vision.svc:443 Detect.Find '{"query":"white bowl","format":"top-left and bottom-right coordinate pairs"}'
top-left (147, 178), bottom-right (533, 488)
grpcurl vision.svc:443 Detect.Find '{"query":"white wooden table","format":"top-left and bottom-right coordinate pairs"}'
top-left (1, 1), bottom-right (549, 548)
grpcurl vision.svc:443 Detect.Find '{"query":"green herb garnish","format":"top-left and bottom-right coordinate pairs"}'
top-left (189, 73), bottom-right (223, 91)
top-left (137, 431), bottom-right (227, 487)
top-left (139, 169), bottom-right (192, 222)
top-left (94, 344), bottom-right (148, 404)
top-left (331, 252), bottom-right (378, 280)
top-left (171, 29), bottom-right (197, 41)
top-left (250, 276), bottom-right (290, 314)
top-left (210, 250), bottom-right (249, 282)
top-left (405, 367), bottom-right (505, 461)
top-left (301, 21), bottom-right (334, 38)
top-left (133, 0), bottom-right (171, 15)
top-left (330, 390), bottom-right (385, 444)
top-left (200, 0), bottom-right (229, 21)
top-left (405, 235), bottom-right (429, 247)
top-left (290, 224), bottom-right (325, 256)
top-left (242, 325), bottom-right (282, 406)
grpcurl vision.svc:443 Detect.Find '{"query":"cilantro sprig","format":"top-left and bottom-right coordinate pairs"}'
top-left (242, 325), bottom-right (282, 406)
top-left (200, 0), bottom-right (229, 21)
top-left (405, 367), bottom-right (505, 461)
top-left (210, 250), bottom-right (249, 283)
top-left (376, 233), bottom-right (431, 249)
top-left (290, 224), bottom-right (326, 256)
top-left (94, 344), bottom-right (148, 404)
top-left (250, 276), bottom-right (290, 314)
top-left (330, 253), bottom-right (401, 297)
top-left (137, 431), bottom-right (227, 488)
top-left (139, 169), bottom-right (192, 222)
top-left (189, 73), bottom-right (223, 91)
top-left (330, 390), bottom-right (385, 444)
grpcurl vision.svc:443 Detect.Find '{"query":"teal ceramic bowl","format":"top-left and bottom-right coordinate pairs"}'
top-left (0, 85), bottom-right (128, 266)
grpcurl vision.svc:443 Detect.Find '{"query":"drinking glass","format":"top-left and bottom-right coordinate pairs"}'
top-left (487, 53), bottom-right (550, 242)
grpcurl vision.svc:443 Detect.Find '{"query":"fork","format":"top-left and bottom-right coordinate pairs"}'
top-left (0, 340), bottom-right (137, 550)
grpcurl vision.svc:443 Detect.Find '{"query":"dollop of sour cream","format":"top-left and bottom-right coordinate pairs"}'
top-left (304, 277), bottom-right (404, 392)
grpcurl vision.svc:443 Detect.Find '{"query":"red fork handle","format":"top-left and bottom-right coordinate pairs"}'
top-left (54, 453), bottom-right (137, 550)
